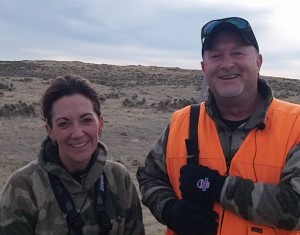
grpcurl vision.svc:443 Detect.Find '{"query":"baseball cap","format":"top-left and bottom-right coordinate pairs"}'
top-left (201, 17), bottom-right (259, 56)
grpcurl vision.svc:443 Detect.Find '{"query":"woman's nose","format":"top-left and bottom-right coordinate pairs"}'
top-left (71, 124), bottom-right (84, 138)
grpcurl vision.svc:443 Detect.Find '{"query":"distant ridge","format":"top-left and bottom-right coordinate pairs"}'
top-left (0, 60), bottom-right (299, 101)
top-left (0, 60), bottom-right (292, 81)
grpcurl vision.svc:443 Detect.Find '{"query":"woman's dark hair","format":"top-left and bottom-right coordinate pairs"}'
top-left (42, 74), bottom-right (101, 126)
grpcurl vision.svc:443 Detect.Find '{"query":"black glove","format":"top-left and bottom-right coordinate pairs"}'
top-left (180, 165), bottom-right (226, 203)
top-left (163, 199), bottom-right (218, 235)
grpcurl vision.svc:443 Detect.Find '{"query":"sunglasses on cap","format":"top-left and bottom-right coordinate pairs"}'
top-left (201, 17), bottom-right (251, 45)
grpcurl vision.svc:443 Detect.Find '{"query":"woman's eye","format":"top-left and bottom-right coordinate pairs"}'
top-left (58, 122), bottom-right (69, 128)
top-left (82, 118), bottom-right (92, 124)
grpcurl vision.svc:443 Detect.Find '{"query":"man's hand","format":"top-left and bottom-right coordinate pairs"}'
top-left (163, 199), bottom-right (218, 235)
top-left (180, 165), bottom-right (226, 203)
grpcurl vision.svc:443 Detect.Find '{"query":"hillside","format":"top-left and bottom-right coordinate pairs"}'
top-left (0, 60), bottom-right (299, 235)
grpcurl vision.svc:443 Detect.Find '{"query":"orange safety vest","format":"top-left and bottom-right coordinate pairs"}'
top-left (166, 98), bottom-right (300, 235)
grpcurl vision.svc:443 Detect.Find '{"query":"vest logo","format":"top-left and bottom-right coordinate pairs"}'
top-left (197, 178), bottom-right (210, 191)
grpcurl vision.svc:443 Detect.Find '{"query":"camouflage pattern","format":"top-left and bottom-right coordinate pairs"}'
top-left (0, 137), bottom-right (145, 235)
top-left (137, 78), bottom-right (300, 230)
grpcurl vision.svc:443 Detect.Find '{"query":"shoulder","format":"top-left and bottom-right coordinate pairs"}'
top-left (1, 160), bottom-right (45, 203)
top-left (172, 105), bottom-right (191, 118)
top-left (271, 98), bottom-right (300, 115)
top-left (104, 160), bottom-right (131, 182)
top-left (3, 160), bottom-right (41, 188)
top-left (170, 105), bottom-right (193, 128)
top-left (105, 160), bottom-right (128, 172)
top-left (104, 161), bottom-right (135, 196)
top-left (170, 104), bottom-right (202, 132)
top-left (171, 104), bottom-right (202, 121)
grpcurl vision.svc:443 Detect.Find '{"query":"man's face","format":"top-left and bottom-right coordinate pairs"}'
top-left (201, 31), bottom-right (262, 101)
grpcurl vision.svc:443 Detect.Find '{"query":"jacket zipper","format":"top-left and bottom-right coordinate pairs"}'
top-left (220, 130), bottom-right (232, 234)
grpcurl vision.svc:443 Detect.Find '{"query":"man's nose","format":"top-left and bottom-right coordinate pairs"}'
top-left (220, 56), bottom-right (235, 70)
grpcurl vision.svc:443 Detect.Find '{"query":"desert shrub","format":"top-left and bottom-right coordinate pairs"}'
top-left (99, 95), bottom-right (106, 103)
top-left (105, 91), bottom-right (121, 99)
top-left (23, 77), bottom-right (33, 82)
top-left (99, 90), bottom-right (125, 102)
top-left (151, 97), bottom-right (198, 112)
top-left (122, 97), bottom-right (146, 108)
top-left (122, 96), bottom-right (197, 111)
top-left (0, 101), bottom-right (36, 118)
top-left (0, 82), bottom-right (15, 91)
top-left (274, 90), bottom-right (296, 99)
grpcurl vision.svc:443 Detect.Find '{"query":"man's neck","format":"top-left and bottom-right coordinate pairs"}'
top-left (215, 93), bottom-right (263, 121)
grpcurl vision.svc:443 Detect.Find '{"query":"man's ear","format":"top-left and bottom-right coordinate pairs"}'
top-left (201, 61), bottom-right (206, 72)
top-left (257, 53), bottom-right (263, 69)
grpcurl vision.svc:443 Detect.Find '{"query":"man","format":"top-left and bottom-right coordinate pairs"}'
top-left (137, 17), bottom-right (300, 235)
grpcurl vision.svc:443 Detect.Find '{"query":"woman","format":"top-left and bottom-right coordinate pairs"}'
top-left (0, 75), bottom-right (145, 235)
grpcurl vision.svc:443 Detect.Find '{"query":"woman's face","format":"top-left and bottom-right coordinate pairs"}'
top-left (46, 94), bottom-right (103, 172)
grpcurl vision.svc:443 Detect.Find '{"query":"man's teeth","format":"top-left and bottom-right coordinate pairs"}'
top-left (222, 74), bottom-right (237, 79)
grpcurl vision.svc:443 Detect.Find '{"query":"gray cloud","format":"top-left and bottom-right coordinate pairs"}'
top-left (0, 0), bottom-right (299, 79)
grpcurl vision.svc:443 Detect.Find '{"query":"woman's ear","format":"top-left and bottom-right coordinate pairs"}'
top-left (45, 123), bottom-right (55, 140)
top-left (98, 115), bottom-right (104, 137)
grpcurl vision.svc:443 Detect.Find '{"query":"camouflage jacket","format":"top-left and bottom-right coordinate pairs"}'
top-left (0, 137), bottom-right (145, 235)
top-left (137, 78), bottom-right (300, 230)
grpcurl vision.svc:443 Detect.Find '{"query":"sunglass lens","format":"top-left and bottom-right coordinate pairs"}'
top-left (202, 17), bottom-right (249, 39)
top-left (226, 18), bottom-right (249, 29)
top-left (202, 21), bottom-right (220, 35)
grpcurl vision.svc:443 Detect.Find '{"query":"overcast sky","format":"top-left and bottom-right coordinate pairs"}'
top-left (1, 0), bottom-right (300, 79)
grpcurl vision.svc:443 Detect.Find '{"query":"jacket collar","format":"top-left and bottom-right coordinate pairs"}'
top-left (38, 136), bottom-right (108, 191)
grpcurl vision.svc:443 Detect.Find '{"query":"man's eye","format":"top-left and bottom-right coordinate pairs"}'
top-left (210, 54), bottom-right (221, 59)
top-left (233, 51), bottom-right (243, 56)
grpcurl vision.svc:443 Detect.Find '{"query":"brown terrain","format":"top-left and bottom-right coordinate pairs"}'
top-left (0, 60), bottom-right (299, 235)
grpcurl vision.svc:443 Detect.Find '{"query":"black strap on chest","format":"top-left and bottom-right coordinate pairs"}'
top-left (94, 174), bottom-right (113, 234)
top-left (49, 173), bottom-right (112, 235)
top-left (49, 173), bottom-right (85, 235)
top-left (185, 104), bottom-right (200, 165)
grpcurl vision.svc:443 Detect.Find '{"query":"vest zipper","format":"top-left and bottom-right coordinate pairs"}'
top-left (225, 131), bottom-right (232, 175)
top-left (219, 208), bottom-right (226, 235)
